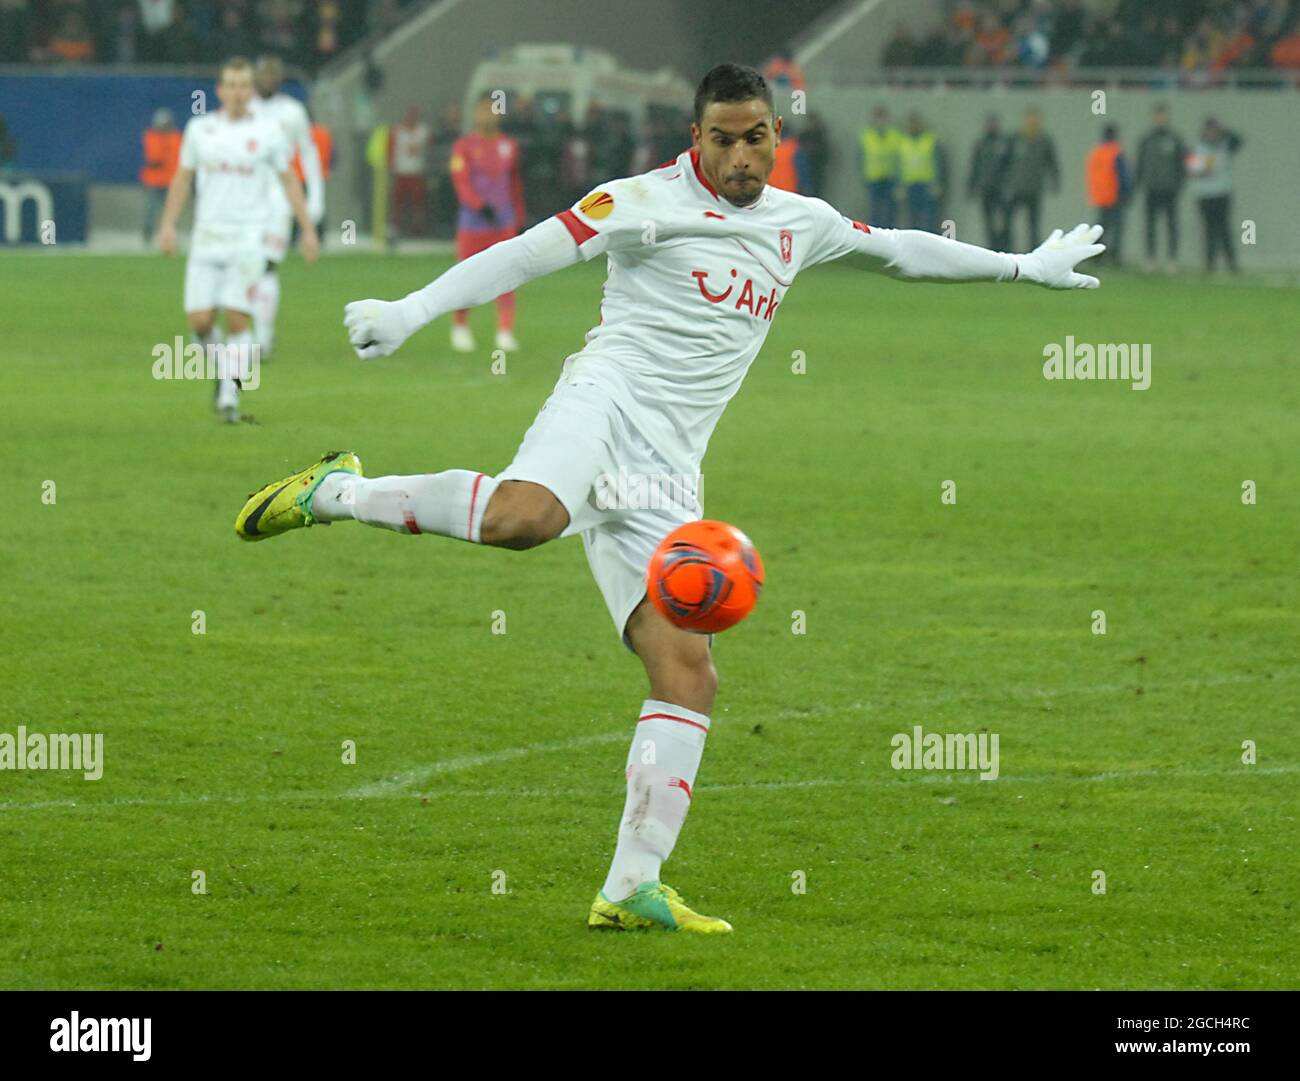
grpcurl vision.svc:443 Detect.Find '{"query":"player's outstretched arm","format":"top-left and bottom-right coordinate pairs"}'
top-left (818, 206), bottom-right (1105, 289)
top-left (344, 215), bottom-right (582, 359)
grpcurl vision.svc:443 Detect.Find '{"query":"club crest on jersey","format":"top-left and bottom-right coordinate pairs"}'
top-left (690, 268), bottom-right (782, 322)
top-left (779, 228), bottom-right (793, 264)
top-left (247, 139), bottom-right (258, 152)
top-left (578, 190), bottom-right (615, 220)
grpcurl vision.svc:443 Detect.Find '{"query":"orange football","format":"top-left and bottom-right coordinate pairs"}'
top-left (646, 520), bottom-right (765, 633)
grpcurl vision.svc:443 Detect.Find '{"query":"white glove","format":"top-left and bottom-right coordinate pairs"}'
top-left (343, 298), bottom-right (418, 360)
top-left (1016, 223), bottom-right (1105, 289)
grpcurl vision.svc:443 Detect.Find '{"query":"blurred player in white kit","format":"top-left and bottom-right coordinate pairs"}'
top-left (156, 57), bottom-right (320, 422)
top-left (250, 54), bottom-right (326, 357)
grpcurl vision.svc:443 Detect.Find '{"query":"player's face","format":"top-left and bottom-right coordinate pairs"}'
top-left (692, 99), bottom-right (782, 209)
top-left (255, 62), bottom-right (280, 98)
top-left (474, 99), bottom-right (498, 133)
top-left (217, 68), bottom-right (255, 116)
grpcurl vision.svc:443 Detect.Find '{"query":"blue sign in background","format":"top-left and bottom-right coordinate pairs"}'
top-left (0, 173), bottom-right (88, 243)
top-left (0, 73), bottom-right (307, 184)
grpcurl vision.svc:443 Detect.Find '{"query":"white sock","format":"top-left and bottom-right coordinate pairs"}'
top-left (225, 328), bottom-right (254, 387)
top-left (201, 327), bottom-right (239, 410)
top-left (253, 269), bottom-right (279, 351)
top-left (312, 469), bottom-right (499, 542)
top-left (601, 699), bottom-right (710, 902)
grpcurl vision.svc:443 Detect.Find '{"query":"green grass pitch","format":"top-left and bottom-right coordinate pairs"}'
top-left (2, 251), bottom-right (1296, 989)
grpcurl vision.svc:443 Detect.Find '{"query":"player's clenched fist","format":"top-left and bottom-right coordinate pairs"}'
top-left (344, 298), bottom-right (416, 360)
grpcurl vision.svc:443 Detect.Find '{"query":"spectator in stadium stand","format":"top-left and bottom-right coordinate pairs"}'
top-left (967, 113), bottom-right (1009, 250)
top-left (1135, 103), bottom-right (1187, 272)
top-left (899, 112), bottom-right (944, 233)
top-left (1188, 117), bottom-right (1243, 272)
top-left (390, 105), bottom-right (431, 238)
top-left (1013, 12), bottom-right (1050, 67)
top-left (860, 106), bottom-right (901, 229)
top-left (312, 0), bottom-right (343, 66)
top-left (799, 112), bottom-right (829, 198)
top-left (48, 9), bottom-right (96, 61)
top-left (1272, 25), bottom-right (1300, 67)
top-left (140, 107), bottom-right (182, 244)
top-left (1002, 107), bottom-right (1059, 252)
top-left (973, 12), bottom-right (1012, 65)
top-left (1085, 124), bottom-right (1131, 267)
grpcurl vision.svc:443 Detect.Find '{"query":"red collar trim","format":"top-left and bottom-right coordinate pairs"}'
top-left (688, 146), bottom-right (720, 200)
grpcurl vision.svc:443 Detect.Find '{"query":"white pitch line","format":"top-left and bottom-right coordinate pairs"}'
top-left (1, 668), bottom-right (1295, 816)
top-left (771, 667), bottom-right (1300, 721)
top-left (344, 731), bottom-right (627, 799)
top-left (0, 764), bottom-right (1294, 817)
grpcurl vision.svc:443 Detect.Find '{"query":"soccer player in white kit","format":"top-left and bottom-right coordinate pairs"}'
top-left (235, 65), bottom-right (1104, 932)
top-left (158, 57), bottom-right (320, 422)
top-left (250, 55), bottom-right (325, 357)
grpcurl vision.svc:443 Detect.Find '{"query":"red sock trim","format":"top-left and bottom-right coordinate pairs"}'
top-left (638, 711), bottom-right (709, 733)
top-left (467, 472), bottom-right (486, 540)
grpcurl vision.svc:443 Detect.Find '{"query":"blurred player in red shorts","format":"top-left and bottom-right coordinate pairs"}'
top-left (449, 92), bottom-right (526, 353)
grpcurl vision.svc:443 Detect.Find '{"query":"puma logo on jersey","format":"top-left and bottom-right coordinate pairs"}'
top-left (690, 268), bottom-right (781, 322)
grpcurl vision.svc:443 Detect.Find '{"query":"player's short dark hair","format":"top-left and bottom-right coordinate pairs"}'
top-left (693, 64), bottom-right (773, 126)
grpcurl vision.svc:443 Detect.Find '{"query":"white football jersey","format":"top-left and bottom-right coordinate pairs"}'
top-left (179, 109), bottom-right (289, 236)
top-left (251, 92), bottom-right (319, 218)
top-left (554, 146), bottom-right (881, 477)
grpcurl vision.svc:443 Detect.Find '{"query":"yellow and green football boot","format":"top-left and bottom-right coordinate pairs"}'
top-left (235, 450), bottom-right (362, 542)
top-left (587, 881), bottom-right (732, 934)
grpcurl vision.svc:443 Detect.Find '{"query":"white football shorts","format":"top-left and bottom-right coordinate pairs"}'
top-left (183, 228), bottom-right (264, 314)
top-left (497, 376), bottom-right (703, 650)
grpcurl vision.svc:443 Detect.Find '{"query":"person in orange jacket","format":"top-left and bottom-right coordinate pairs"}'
top-left (766, 129), bottom-right (808, 193)
top-left (140, 108), bottom-right (182, 244)
top-left (1085, 124), bottom-right (1131, 267)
